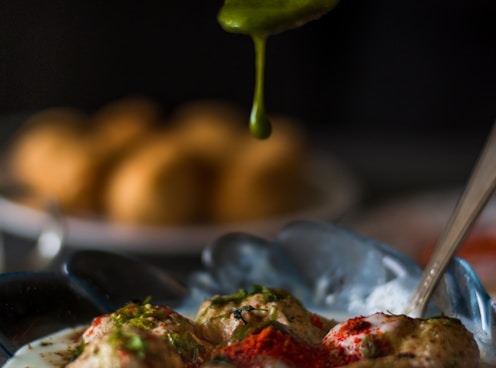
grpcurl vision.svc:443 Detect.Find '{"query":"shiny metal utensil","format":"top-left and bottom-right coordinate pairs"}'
top-left (0, 231), bottom-right (5, 274)
top-left (25, 201), bottom-right (65, 271)
top-left (405, 123), bottom-right (496, 318)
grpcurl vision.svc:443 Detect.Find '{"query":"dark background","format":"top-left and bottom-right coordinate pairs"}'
top-left (1, 0), bottom-right (496, 198)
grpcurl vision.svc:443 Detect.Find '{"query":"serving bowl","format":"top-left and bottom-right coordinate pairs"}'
top-left (0, 221), bottom-right (494, 366)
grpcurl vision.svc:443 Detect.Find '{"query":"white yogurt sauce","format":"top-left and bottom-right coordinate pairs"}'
top-left (2, 309), bottom-right (349, 368)
top-left (4, 326), bottom-right (86, 368)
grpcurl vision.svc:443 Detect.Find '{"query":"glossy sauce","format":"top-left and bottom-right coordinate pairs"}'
top-left (217, 0), bottom-right (339, 138)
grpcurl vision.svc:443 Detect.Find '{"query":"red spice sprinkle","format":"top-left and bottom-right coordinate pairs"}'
top-left (85, 315), bottom-right (106, 338)
top-left (345, 317), bottom-right (371, 334)
top-left (212, 324), bottom-right (332, 368)
top-left (310, 315), bottom-right (324, 329)
top-left (95, 315), bottom-right (104, 324)
top-left (323, 314), bottom-right (395, 365)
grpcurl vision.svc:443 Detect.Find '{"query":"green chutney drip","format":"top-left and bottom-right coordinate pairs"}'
top-left (217, 0), bottom-right (340, 139)
top-left (250, 34), bottom-right (271, 139)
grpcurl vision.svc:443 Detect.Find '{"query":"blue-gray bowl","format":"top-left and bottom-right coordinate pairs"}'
top-left (0, 220), bottom-right (494, 365)
top-left (180, 220), bottom-right (496, 364)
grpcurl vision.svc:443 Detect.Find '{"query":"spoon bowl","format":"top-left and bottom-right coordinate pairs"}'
top-left (218, 0), bottom-right (340, 36)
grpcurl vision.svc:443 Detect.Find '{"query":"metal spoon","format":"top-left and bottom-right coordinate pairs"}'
top-left (25, 200), bottom-right (65, 271)
top-left (405, 122), bottom-right (496, 318)
top-left (0, 232), bottom-right (5, 274)
top-left (218, 0), bottom-right (340, 36)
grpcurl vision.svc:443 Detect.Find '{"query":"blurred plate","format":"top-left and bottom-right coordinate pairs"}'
top-left (0, 153), bottom-right (359, 254)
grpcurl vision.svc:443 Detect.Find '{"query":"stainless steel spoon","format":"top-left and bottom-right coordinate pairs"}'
top-left (25, 200), bottom-right (65, 271)
top-left (405, 123), bottom-right (496, 318)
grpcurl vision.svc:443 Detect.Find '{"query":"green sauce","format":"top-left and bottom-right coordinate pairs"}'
top-left (250, 34), bottom-right (271, 139)
top-left (218, 0), bottom-right (339, 138)
top-left (207, 285), bottom-right (287, 309)
top-left (218, 0), bottom-right (339, 36)
top-left (109, 301), bottom-right (205, 362)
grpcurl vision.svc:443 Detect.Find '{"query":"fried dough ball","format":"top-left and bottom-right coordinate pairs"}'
top-left (103, 133), bottom-right (205, 226)
top-left (7, 108), bottom-right (109, 213)
top-left (70, 302), bottom-right (211, 368)
top-left (7, 97), bottom-right (313, 226)
top-left (322, 313), bottom-right (479, 368)
top-left (210, 115), bottom-right (309, 223)
top-left (168, 99), bottom-right (248, 213)
top-left (196, 286), bottom-right (335, 345)
top-left (69, 301), bottom-right (212, 368)
top-left (171, 99), bottom-right (247, 169)
top-left (90, 96), bottom-right (163, 156)
top-left (67, 326), bottom-right (184, 368)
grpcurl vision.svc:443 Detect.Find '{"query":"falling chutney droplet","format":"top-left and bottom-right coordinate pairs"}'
top-left (218, 0), bottom-right (340, 139)
top-left (250, 104), bottom-right (272, 139)
top-left (249, 34), bottom-right (272, 139)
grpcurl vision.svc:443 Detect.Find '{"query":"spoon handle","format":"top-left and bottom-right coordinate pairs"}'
top-left (405, 123), bottom-right (496, 318)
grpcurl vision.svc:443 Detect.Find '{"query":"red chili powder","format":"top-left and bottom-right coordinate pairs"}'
top-left (310, 315), bottom-right (324, 329)
top-left (211, 324), bottom-right (334, 368)
top-left (324, 315), bottom-right (393, 364)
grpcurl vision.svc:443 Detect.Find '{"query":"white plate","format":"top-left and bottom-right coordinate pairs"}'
top-left (0, 153), bottom-right (359, 254)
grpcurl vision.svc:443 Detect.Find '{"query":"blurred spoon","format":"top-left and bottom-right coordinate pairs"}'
top-left (0, 232), bottom-right (5, 274)
top-left (218, 0), bottom-right (340, 36)
top-left (25, 200), bottom-right (65, 271)
top-left (405, 122), bottom-right (496, 318)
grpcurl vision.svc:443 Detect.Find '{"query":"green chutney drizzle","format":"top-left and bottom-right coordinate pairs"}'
top-left (106, 300), bottom-right (204, 361)
top-left (205, 285), bottom-right (287, 310)
top-left (217, 0), bottom-right (340, 139)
